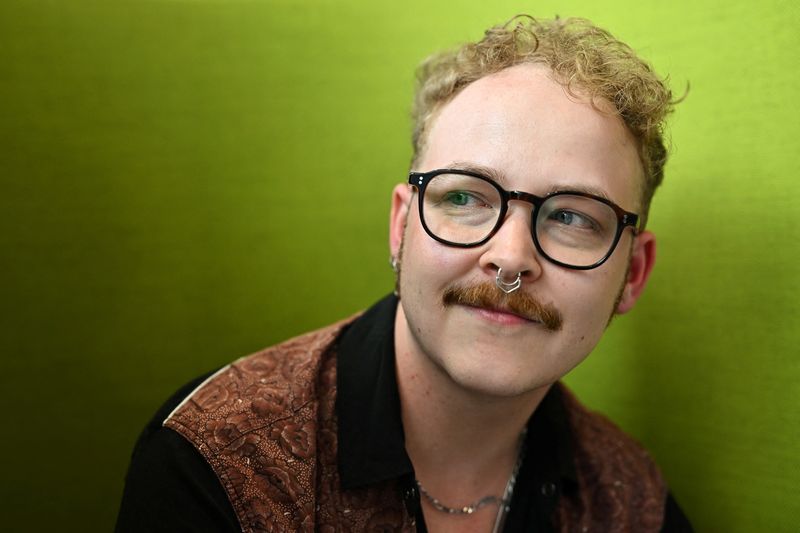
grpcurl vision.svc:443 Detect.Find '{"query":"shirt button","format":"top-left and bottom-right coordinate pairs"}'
top-left (541, 482), bottom-right (557, 497)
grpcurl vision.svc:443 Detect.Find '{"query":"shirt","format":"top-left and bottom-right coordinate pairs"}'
top-left (116, 294), bottom-right (693, 532)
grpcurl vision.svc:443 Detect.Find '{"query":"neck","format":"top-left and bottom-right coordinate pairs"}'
top-left (394, 306), bottom-right (550, 491)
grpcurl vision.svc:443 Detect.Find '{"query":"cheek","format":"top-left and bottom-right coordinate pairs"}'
top-left (555, 268), bottom-right (621, 339)
top-left (403, 220), bottom-right (475, 284)
top-left (399, 226), bottom-right (441, 303)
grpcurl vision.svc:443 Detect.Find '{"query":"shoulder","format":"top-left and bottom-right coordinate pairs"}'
top-left (119, 311), bottom-right (376, 532)
top-left (157, 317), bottom-right (357, 531)
top-left (116, 372), bottom-right (242, 532)
top-left (558, 384), bottom-right (663, 481)
top-left (165, 316), bottom-right (356, 448)
top-left (555, 383), bottom-right (668, 532)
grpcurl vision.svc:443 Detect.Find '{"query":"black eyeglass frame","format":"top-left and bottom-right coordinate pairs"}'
top-left (408, 168), bottom-right (640, 270)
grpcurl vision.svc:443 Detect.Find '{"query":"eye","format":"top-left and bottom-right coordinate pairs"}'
top-left (548, 210), bottom-right (598, 230)
top-left (442, 190), bottom-right (484, 207)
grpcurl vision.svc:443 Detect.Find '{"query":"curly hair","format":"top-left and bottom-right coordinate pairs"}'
top-left (411, 15), bottom-right (677, 228)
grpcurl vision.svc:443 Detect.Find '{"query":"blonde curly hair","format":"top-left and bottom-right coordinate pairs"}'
top-left (411, 15), bottom-right (677, 228)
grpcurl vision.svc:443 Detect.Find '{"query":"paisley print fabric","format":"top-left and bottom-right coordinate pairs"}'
top-left (165, 315), bottom-right (666, 532)
top-left (165, 319), bottom-right (413, 532)
top-left (556, 386), bottom-right (667, 532)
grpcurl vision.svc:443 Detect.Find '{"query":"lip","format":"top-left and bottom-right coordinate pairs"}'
top-left (464, 304), bottom-right (536, 326)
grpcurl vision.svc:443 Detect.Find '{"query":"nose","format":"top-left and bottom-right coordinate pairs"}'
top-left (478, 203), bottom-right (544, 283)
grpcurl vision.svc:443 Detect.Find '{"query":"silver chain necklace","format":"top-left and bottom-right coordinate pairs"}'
top-left (415, 428), bottom-right (527, 529)
top-left (416, 483), bottom-right (509, 515)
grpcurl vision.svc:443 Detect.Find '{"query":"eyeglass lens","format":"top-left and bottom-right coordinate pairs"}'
top-left (421, 172), bottom-right (620, 268)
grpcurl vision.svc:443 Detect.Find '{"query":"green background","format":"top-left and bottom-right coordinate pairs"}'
top-left (1, 0), bottom-right (798, 531)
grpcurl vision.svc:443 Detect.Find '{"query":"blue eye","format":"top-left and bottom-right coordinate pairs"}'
top-left (553, 211), bottom-right (573, 224)
top-left (549, 210), bottom-right (596, 229)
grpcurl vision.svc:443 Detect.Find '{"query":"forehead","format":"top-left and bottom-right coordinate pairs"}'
top-left (417, 64), bottom-right (643, 209)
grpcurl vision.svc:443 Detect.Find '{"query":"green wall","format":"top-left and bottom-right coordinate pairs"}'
top-left (1, 0), bottom-right (797, 531)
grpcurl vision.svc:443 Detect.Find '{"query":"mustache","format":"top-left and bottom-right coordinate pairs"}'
top-left (442, 282), bottom-right (563, 331)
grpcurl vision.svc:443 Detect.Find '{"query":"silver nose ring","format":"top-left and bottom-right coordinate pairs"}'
top-left (495, 268), bottom-right (521, 294)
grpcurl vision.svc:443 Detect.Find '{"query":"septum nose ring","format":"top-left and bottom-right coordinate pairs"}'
top-left (495, 268), bottom-right (522, 294)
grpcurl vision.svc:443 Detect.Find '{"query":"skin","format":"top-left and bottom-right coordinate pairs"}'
top-left (388, 64), bottom-right (656, 532)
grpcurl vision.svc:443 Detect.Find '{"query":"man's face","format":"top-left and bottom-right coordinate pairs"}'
top-left (390, 63), bottom-right (655, 398)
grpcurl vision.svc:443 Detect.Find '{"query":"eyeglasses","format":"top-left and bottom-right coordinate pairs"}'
top-left (408, 169), bottom-right (639, 270)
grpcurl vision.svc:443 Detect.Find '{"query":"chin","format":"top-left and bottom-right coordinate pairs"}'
top-left (444, 364), bottom-right (557, 399)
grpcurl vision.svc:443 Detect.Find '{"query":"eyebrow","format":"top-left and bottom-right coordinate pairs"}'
top-left (544, 183), bottom-right (612, 202)
top-left (447, 161), bottom-right (511, 186)
top-left (445, 161), bottom-right (612, 201)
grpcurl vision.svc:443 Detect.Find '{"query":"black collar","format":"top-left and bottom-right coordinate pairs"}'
top-left (336, 294), bottom-right (412, 489)
top-left (335, 294), bottom-right (578, 494)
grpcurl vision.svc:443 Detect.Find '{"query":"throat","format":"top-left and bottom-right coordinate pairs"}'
top-left (414, 428), bottom-right (526, 533)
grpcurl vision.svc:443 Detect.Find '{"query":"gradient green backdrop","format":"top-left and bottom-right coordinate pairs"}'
top-left (1, 0), bottom-right (798, 531)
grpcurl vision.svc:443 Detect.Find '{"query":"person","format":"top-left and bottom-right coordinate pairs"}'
top-left (116, 14), bottom-right (693, 533)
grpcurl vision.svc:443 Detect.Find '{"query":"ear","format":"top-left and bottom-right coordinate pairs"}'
top-left (389, 183), bottom-right (413, 258)
top-left (616, 230), bottom-right (656, 314)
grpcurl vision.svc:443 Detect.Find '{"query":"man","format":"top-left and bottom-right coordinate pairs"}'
top-left (117, 15), bottom-right (692, 532)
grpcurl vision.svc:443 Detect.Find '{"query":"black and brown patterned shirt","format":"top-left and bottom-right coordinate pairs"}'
top-left (116, 294), bottom-right (692, 532)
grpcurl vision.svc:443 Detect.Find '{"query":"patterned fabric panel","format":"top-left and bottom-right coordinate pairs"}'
top-left (166, 318), bottom-right (413, 532)
top-left (554, 385), bottom-right (666, 532)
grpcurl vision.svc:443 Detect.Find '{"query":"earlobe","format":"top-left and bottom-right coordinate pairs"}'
top-left (389, 184), bottom-right (413, 257)
top-left (616, 230), bottom-right (657, 314)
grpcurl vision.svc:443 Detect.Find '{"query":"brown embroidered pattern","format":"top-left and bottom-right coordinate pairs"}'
top-left (554, 385), bottom-right (667, 532)
top-left (165, 319), bottom-right (412, 532)
top-left (166, 317), bottom-right (666, 532)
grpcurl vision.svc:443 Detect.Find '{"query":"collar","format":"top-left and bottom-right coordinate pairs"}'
top-left (336, 294), bottom-right (412, 489)
top-left (335, 293), bottom-right (578, 492)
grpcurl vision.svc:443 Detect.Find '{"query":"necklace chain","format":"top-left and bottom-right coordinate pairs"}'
top-left (416, 484), bottom-right (508, 515)
top-left (414, 428), bottom-right (527, 517)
